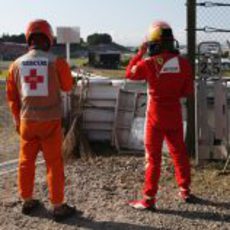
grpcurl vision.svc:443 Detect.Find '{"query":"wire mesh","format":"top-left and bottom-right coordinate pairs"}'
top-left (197, 0), bottom-right (230, 50)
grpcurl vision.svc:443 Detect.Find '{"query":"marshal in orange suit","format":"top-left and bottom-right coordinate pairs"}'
top-left (7, 19), bottom-right (76, 221)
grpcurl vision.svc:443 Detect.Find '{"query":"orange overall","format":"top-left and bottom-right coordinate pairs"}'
top-left (126, 50), bottom-right (194, 200)
top-left (7, 49), bottom-right (73, 204)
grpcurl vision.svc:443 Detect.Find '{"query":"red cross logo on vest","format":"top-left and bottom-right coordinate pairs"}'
top-left (25, 69), bottom-right (44, 90)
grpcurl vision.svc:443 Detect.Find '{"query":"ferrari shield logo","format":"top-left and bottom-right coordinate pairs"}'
top-left (156, 57), bottom-right (164, 65)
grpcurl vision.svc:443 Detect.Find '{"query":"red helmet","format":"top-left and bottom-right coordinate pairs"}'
top-left (25, 19), bottom-right (54, 46)
top-left (148, 21), bottom-right (174, 43)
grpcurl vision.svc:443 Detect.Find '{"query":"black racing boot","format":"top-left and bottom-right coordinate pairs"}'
top-left (22, 199), bottom-right (41, 215)
top-left (53, 203), bottom-right (76, 222)
top-left (179, 190), bottom-right (197, 204)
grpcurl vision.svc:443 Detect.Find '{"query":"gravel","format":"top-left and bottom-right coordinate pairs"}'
top-left (0, 154), bottom-right (229, 230)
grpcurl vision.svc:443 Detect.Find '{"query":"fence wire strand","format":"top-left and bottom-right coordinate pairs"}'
top-left (197, 0), bottom-right (230, 47)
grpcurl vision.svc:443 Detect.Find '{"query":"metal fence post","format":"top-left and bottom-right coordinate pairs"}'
top-left (186, 0), bottom-right (196, 155)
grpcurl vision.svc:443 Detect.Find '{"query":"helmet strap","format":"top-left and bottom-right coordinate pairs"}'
top-left (148, 43), bottom-right (161, 56)
top-left (148, 39), bottom-right (180, 56)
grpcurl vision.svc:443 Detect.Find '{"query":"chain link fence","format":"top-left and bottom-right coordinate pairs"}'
top-left (196, 0), bottom-right (230, 53)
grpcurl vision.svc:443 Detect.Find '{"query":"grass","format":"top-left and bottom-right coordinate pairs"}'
top-left (70, 57), bottom-right (126, 78)
top-left (82, 67), bottom-right (126, 79)
top-left (0, 61), bottom-right (11, 80)
top-left (192, 160), bottom-right (230, 195)
top-left (0, 61), bottom-right (12, 69)
top-left (71, 57), bottom-right (88, 67)
top-left (2, 59), bottom-right (230, 80)
top-left (223, 71), bottom-right (230, 77)
top-left (0, 59), bottom-right (125, 80)
top-left (0, 70), bottom-right (8, 80)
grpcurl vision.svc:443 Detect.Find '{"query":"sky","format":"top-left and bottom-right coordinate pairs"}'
top-left (0, 0), bottom-right (188, 46)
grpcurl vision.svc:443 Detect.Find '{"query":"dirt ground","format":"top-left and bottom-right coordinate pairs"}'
top-left (0, 80), bottom-right (229, 230)
top-left (0, 151), bottom-right (229, 230)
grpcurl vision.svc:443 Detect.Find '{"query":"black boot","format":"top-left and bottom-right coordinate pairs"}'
top-left (22, 199), bottom-right (41, 215)
top-left (53, 203), bottom-right (76, 222)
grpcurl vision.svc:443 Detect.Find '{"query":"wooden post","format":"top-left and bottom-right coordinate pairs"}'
top-left (186, 0), bottom-right (196, 155)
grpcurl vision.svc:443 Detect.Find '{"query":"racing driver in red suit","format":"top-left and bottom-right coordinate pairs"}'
top-left (126, 21), bottom-right (195, 210)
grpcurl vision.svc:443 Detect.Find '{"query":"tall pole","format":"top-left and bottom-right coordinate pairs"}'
top-left (66, 43), bottom-right (71, 64)
top-left (64, 42), bottom-right (71, 129)
top-left (186, 0), bottom-right (196, 155)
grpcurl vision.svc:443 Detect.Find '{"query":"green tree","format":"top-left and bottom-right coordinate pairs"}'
top-left (0, 33), bottom-right (26, 43)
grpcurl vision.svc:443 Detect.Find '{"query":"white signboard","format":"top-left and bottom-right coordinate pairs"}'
top-left (56, 27), bottom-right (80, 44)
top-left (198, 41), bottom-right (222, 79)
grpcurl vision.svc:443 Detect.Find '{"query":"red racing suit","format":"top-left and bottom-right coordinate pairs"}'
top-left (126, 50), bottom-right (194, 200)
